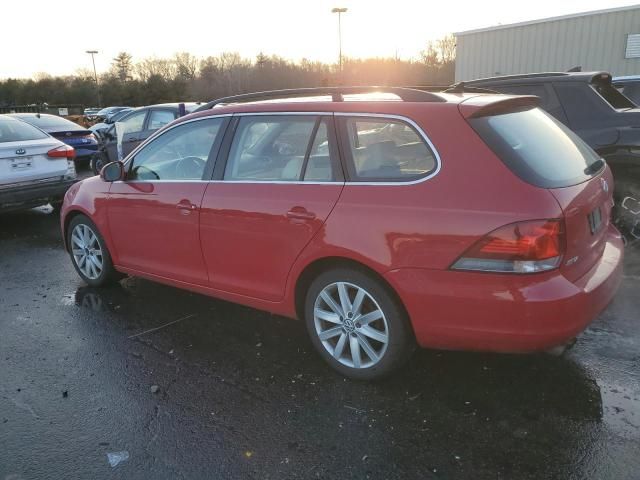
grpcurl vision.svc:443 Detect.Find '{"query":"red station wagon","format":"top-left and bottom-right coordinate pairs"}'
top-left (60, 87), bottom-right (624, 379)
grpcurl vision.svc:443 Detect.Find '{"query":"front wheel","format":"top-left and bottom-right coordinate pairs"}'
top-left (67, 215), bottom-right (120, 287)
top-left (304, 268), bottom-right (415, 380)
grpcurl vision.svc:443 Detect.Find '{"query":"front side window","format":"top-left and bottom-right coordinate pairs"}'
top-left (119, 111), bottom-right (146, 134)
top-left (148, 110), bottom-right (177, 131)
top-left (128, 118), bottom-right (224, 181)
top-left (224, 115), bottom-right (335, 182)
top-left (342, 117), bottom-right (437, 181)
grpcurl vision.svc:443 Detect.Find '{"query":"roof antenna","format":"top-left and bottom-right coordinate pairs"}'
top-left (567, 66), bottom-right (582, 72)
top-left (447, 82), bottom-right (465, 93)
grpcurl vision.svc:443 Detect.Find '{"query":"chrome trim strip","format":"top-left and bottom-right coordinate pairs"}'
top-left (118, 111), bottom-right (442, 187)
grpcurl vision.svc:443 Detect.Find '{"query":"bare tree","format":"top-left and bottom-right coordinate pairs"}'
top-left (175, 52), bottom-right (199, 80)
top-left (436, 35), bottom-right (456, 64)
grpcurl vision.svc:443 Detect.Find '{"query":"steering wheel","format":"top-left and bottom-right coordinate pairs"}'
top-left (175, 156), bottom-right (206, 179)
top-left (133, 165), bottom-right (160, 180)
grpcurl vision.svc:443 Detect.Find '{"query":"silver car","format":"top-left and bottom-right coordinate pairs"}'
top-left (0, 116), bottom-right (77, 212)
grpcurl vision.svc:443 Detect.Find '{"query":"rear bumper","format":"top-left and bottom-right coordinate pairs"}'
top-left (0, 178), bottom-right (78, 212)
top-left (385, 224), bottom-right (624, 352)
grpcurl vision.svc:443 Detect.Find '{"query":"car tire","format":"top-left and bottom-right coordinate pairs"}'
top-left (304, 268), bottom-right (415, 380)
top-left (67, 215), bottom-right (120, 287)
top-left (90, 152), bottom-right (108, 176)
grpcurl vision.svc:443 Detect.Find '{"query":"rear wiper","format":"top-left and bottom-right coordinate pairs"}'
top-left (584, 158), bottom-right (605, 175)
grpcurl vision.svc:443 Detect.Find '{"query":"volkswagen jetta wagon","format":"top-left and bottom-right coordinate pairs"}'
top-left (60, 87), bottom-right (623, 379)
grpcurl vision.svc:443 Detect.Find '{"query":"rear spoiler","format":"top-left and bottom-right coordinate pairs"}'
top-left (458, 95), bottom-right (540, 119)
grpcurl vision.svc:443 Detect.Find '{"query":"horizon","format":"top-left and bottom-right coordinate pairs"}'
top-left (1, 0), bottom-right (638, 80)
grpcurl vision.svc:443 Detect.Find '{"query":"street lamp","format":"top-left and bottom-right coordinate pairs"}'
top-left (331, 7), bottom-right (348, 76)
top-left (85, 50), bottom-right (101, 107)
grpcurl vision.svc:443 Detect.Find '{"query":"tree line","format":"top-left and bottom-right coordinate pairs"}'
top-left (0, 36), bottom-right (456, 107)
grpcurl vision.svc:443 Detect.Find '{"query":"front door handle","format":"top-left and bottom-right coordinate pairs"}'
top-left (287, 207), bottom-right (316, 221)
top-left (176, 200), bottom-right (198, 214)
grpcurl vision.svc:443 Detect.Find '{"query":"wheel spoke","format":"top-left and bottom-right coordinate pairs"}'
top-left (320, 291), bottom-right (344, 317)
top-left (319, 326), bottom-right (343, 341)
top-left (349, 334), bottom-right (362, 368)
top-left (314, 308), bottom-right (341, 324)
top-left (359, 325), bottom-right (388, 344)
top-left (72, 248), bottom-right (84, 256)
top-left (337, 282), bottom-right (352, 314)
top-left (357, 310), bottom-right (383, 326)
top-left (351, 289), bottom-right (366, 316)
top-left (357, 334), bottom-right (379, 362)
top-left (333, 333), bottom-right (347, 359)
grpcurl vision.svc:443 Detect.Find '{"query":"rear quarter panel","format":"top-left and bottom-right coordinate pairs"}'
top-left (285, 104), bottom-right (563, 306)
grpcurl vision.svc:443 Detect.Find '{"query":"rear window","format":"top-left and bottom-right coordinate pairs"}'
top-left (593, 83), bottom-right (635, 109)
top-left (0, 118), bottom-right (49, 143)
top-left (16, 114), bottom-right (81, 131)
top-left (469, 107), bottom-right (603, 188)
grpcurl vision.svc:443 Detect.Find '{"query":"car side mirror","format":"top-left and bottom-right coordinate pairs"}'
top-left (100, 161), bottom-right (125, 182)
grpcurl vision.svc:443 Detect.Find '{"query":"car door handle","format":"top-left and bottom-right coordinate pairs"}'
top-left (287, 207), bottom-right (316, 221)
top-left (176, 200), bottom-right (198, 212)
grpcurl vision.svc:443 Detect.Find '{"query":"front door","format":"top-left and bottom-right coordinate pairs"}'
top-left (107, 116), bottom-right (228, 285)
top-left (200, 114), bottom-right (344, 301)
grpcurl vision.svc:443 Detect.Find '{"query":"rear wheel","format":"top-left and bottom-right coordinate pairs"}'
top-left (304, 268), bottom-right (415, 380)
top-left (67, 215), bottom-right (119, 287)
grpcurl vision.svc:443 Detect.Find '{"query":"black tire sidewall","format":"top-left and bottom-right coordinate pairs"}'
top-left (304, 268), bottom-right (414, 380)
top-left (67, 215), bottom-right (117, 287)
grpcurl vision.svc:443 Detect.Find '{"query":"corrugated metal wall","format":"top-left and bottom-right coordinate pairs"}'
top-left (455, 7), bottom-right (640, 81)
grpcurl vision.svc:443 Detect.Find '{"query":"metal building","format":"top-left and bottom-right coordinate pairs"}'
top-left (455, 5), bottom-right (640, 81)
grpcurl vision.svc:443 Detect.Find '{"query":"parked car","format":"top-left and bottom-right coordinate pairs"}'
top-left (89, 102), bottom-right (202, 174)
top-left (83, 107), bottom-right (101, 117)
top-left (8, 113), bottom-right (99, 163)
top-left (95, 106), bottom-right (131, 120)
top-left (61, 87), bottom-right (623, 379)
top-left (1, 115), bottom-right (76, 212)
top-left (613, 75), bottom-right (640, 105)
top-left (462, 71), bottom-right (640, 240)
top-left (89, 108), bottom-right (134, 140)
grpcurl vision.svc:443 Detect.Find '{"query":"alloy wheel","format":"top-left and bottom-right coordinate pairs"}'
top-left (71, 224), bottom-right (104, 280)
top-left (313, 281), bottom-right (389, 369)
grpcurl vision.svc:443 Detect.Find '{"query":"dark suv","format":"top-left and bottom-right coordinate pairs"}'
top-left (464, 72), bottom-right (640, 240)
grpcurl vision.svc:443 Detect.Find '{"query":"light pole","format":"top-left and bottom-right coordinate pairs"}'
top-left (86, 50), bottom-right (101, 107)
top-left (331, 7), bottom-right (348, 78)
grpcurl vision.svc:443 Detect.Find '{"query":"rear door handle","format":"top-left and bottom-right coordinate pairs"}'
top-left (287, 207), bottom-right (316, 221)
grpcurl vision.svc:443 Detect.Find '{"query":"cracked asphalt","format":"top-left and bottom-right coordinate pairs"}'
top-left (1, 199), bottom-right (639, 479)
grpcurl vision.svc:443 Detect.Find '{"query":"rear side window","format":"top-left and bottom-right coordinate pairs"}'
top-left (341, 117), bottom-right (437, 182)
top-left (0, 118), bottom-right (49, 142)
top-left (148, 110), bottom-right (176, 130)
top-left (469, 107), bottom-right (602, 188)
top-left (224, 115), bottom-right (336, 182)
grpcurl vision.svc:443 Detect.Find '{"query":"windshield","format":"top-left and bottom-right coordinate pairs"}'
top-left (469, 107), bottom-right (603, 188)
top-left (0, 118), bottom-right (49, 142)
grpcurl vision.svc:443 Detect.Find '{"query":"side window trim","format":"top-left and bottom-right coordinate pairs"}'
top-left (124, 116), bottom-right (230, 182)
top-left (335, 113), bottom-right (441, 184)
top-left (299, 118), bottom-right (322, 181)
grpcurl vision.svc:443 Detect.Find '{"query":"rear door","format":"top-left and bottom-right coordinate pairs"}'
top-left (199, 114), bottom-right (344, 301)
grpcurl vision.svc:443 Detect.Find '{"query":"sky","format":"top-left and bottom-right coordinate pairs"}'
top-left (1, 0), bottom-right (638, 79)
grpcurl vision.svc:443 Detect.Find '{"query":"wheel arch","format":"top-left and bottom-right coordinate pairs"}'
top-left (293, 256), bottom-right (412, 333)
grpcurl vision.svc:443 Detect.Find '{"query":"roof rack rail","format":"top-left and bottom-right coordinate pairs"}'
top-left (194, 86), bottom-right (446, 111)
top-left (407, 83), bottom-right (499, 94)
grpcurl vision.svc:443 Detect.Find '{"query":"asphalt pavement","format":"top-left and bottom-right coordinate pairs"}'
top-left (1, 189), bottom-right (639, 479)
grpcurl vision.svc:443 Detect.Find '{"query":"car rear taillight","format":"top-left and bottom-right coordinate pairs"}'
top-left (47, 145), bottom-right (76, 160)
top-left (451, 219), bottom-right (565, 273)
